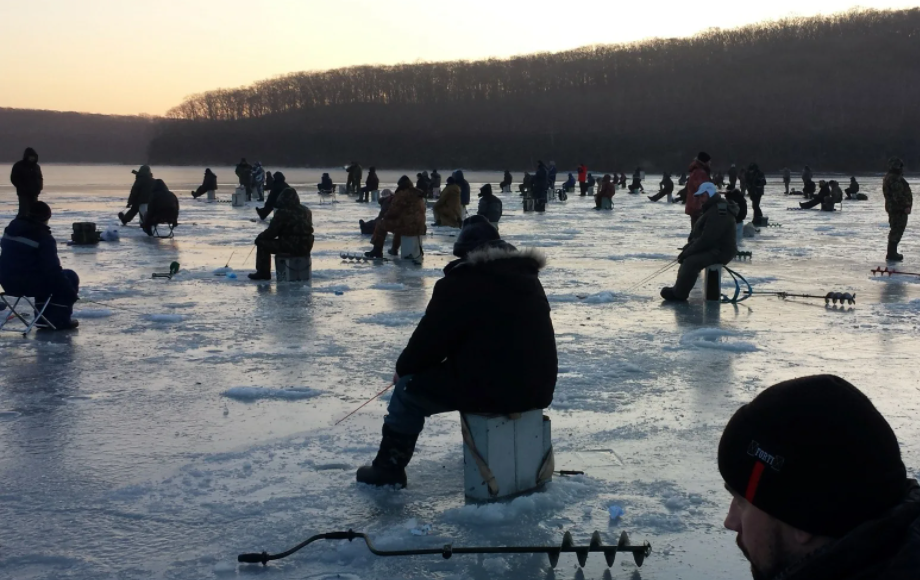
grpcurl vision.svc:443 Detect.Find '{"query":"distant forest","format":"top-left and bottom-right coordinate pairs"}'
top-left (0, 108), bottom-right (154, 164)
top-left (150, 8), bottom-right (920, 172)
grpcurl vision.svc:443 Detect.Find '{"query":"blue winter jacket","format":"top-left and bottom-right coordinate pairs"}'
top-left (0, 217), bottom-right (77, 301)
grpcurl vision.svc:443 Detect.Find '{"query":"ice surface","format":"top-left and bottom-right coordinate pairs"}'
top-left (221, 387), bottom-right (324, 401)
top-left (0, 166), bottom-right (918, 580)
top-left (144, 313), bottom-right (185, 323)
top-left (72, 308), bottom-right (113, 318)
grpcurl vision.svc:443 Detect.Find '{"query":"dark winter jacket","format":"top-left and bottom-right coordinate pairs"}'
top-left (679, 194), bottom-right (738, 265)
top-left (128, 165), bottom-right (155, 206)
top-left (255, 189), bottom-right (314, 256)
top-left (684, 159), bottom-right (712, 218)
top-left (746, 165), bottom-right (766, 195)
top-left (251, 163), bottom-right (265, 186)
top-left (454, 171), bottom-right (471, 205)
top-left (522, 173), bottom-right (533, 190)
top-left (235, 160), bottom-right (252, 185)
top-left (10, 147), bottom-right (43, 198)
top-left (347, 164), bottom-right (363, 189)
top-left (477, 190), bottom-right (503, 223)
top-left (774, 480), bottom-right (920, 580)
top-left (365, 171), bottom-right (379, 191)
top-left (660, 175), bottom-right (674, 195)
top-left (319, 174), bottom-right (334, 191)
top-left (397, 242), bottom-right (557, 413)
top-left (725, 189), bottom-right (747, 223)
top-left (416, 174), bottom-right (431, 193)
top-left (884, 169), bottom-right (913, 214)
top-left (142, 180), bottom-right (179, 233)
top-left (548, 165), bottom-right (557, 187)
top-left (258, 172), bottom-right (289, 219)
top-left (532, 164), bottom-right (549, 193)
top-left (728, 166), bottom-right (738, 182)
top-left (587, 174), bottom-right (597, 188)
top-left (0, 216), bottom-right (77, 301)
top-left (382, 186), bottom-right (427, 236)
top-left (500, 171), bottom-right (513, 188)
top-left (845, 178), bottom-right (860, 195)
top-left (265, 172), bottom-right (274, 191)
top-left (596, 175), bottom-right (616, 200)
top-left (194, 169), bottom-right (218, 197)
top-left (430, 171), bottom-right (441, 190)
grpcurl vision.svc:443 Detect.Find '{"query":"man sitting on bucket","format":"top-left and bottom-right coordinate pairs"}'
top-left (719, 375), bottom-right (919, 580)
top-left (356, 215), bottom-right (558, 488)
top-left (660, 182), bottom-right (738, 302)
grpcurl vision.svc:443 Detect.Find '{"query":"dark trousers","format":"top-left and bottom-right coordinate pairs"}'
top-left (579, 182), bottom-right (588, 196)
top-left (255, 240), bottom-right (312, 274)
top-left (122, 204), bottom-right (141, 223)
top-left (889, 212), bottom-right (909, 246)
top-left (728, 178), bottom-right (737, 189)
top-left (384, 374), bottom-right (456, 436)
top-left (37, 270), bottom-right (80, 327)
top-left (784, 179), bottom-right (791, 194)
top-left (17, 193), bottom-right (38, 218)
top-left (749, 189), bottom-right (763, 220)
top-left (672, 253), bottom-right (720, 300)
top-left (240, 180), bottom-right (252, 200)
top-left (649, 189), bottom-right (672, 201)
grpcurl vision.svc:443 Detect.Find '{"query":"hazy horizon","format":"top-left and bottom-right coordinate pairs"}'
top-left (1, 0), bottom-right (916, 117)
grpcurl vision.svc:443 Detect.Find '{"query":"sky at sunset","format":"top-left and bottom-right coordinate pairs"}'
top-left (1, 0), bottom-right (914, 116)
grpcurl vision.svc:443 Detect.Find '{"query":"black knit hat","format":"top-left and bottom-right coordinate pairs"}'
top-left (697, 151), bottom-right (711, 163)
top-left (479, 183), bottom-right (492, 197)
top-left (30, 201), bottom-right (52, 222)
top-left (453, 215), bottom-right (500, 258)
top-left (718, 375), bottom-right (906, 538)
top-left (397, 175), bottom-right (413, 189)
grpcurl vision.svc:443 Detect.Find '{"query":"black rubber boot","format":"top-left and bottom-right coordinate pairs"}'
top-left (118, 212), bottom-right (128, 226)
top-left (887, 242), bottom-right (904, 262)
top-left (365, 247), bottom-right (384, 259)
top-left (660, 287), bottom-right (687, 302)
top-left (248, 271), bottom-right (271, 280)
top-left (356, 426), bottom-right (418, 488)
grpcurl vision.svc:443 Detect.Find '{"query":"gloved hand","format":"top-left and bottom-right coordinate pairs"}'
top-left (677, 252), bottom-right (687, 264)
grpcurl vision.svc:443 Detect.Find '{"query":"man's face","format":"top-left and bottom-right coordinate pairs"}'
top-left (724, 488), bottom-right (796, 580)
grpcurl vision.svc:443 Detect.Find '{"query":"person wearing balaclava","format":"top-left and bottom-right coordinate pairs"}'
top-left (10, 147), bottom-right (43, 218)
top-left (883, 157), bottom-right (912, 262)
top-left (355, 215), bottom-right (557, 488)
top-left (0, 201), bottom-right (80, 330)
top-left (661, 182), bottom-right (739, 301)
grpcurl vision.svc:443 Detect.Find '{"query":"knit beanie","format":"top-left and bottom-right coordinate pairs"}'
top-left (30, 201), bottom-right (52, 222)
top-left (479, 183), bottom-right (492, 197)
top-left (453, 215), bottom-right (500, 258)
top-left (718, 375), bottom-right (907, 538)
top-left (697, 151), bottom-right (712, 164)
top-left (397, 175), bottom-right (413, 189)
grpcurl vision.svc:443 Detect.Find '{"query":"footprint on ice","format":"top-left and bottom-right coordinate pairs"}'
top-left (679, 328), bottom-right (758, 352)
top-left (221, 387), bottom-right (323, 401)
top-left (145, 314), bottom-right (185, 323)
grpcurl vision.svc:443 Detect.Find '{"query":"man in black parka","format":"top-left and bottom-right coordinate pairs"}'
top-left (10, 147), bottom-right (43, 218)
top-left (356, 215), bottom-right (558, 488)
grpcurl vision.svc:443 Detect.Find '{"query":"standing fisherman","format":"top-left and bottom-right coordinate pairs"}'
top-left (883, 157), bottom-right (912, 262)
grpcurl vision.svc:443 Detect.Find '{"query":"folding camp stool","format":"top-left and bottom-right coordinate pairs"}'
top-left (0, 294), bottom-right (56, 335)
top-left (318, 189), bottom-right (336, 204)
top-left (151, 224), bottom-right (175, 238)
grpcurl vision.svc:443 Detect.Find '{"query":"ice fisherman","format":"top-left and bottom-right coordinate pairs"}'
top-left (519, 172), bottom-right (533, 195)
top-left (256, 171), bottom-right (289, 221)
top-left (684, 151), bottom-right (713, 228)
top-left (453, 170), bottom-right (471, 208)
top-left (191, 168), bottom-right (218, 199)
top-left (719, 374), bottom-right (919, 580)
top-left (364, 175), bottom-right (427, 259)
top-left (500, 170), bottom-right (513, 192)
top-left (476, 184), bottom-right (502, 225)
top-left (883, 157), bottom-right (912, 262)
top-left (745, 163), bottom-right (767, 225)
top-left (356, 167), bottom-right (379, 203)
top-left (248, 189), bottom-right (314, 280)
top-left (141, 179), bottom-right (180, 236)
top-left (119, 165), bottom-right (155, 225)
top-left (728, 164), bottom-right (739, 189)
top-left (0, 201), bottom-right (80, 330)
top-left (251, 162), bottom-right (266, 202)
top-left (630, 167), bottom-right (644, 193)
top-left (359, 189), bottom-right (394, 235)
top-left (355, 215), bottom-right (558, 488)
top-left (346, 162), bottom-right (363, 194)
top-left (235, 158), bottom-right (253, 199)
top-left (577, 164), bottom-right (588, 196)
top-left (10, 147), bottom-right (43, 218)
top-left (661, 182), bottom-right (738, 302)
top-left (648, 172), bottom-right (674, 202)
top-left (844, 176), bottom-right (861, 199)
top-left (433, 176), bottom-right (463, 228)
top-left (532, 161), bottom-right (549, 203)
top-left (318, 173), bottom-right (334, 192)
top-left (430, 169), bottom-right (441, 196)
top-left (725, 188), bottom-right (748, 246)
top-left (547, 161), bottom-right (558, 191)
top-left (782, 167), bottom-right (792, 194)
top-left (799, 180), bottom-right (835, 211)
top-left (562, 172), bottom-right (576, 192)
top-left (594, 174), bottom-right (616, 209)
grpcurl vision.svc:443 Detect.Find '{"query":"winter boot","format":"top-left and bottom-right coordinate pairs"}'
top-left (660, 287), bottom-right (687, 302)
top-left (356, 425), bottom-right (418, 488)
top-left (248, 271), bottom-right (271, 280)
top-left (118, 212), bottom-right (129, 226)
top-left (886, 242), bottom-right (904, 262)
top-left (365, 247), bottom-right (384, 259)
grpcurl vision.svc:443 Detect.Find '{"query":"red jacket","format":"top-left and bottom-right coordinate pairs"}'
top-left (684, 159), bottom-right (712, 218)
top-left (596, 175), bottom-right (616, 199)
top-left (577, 165), bottom-right (588, 183)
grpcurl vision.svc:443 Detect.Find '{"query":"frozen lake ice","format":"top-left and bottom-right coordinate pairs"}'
top-left (0, 165), bottom-right (918, 579)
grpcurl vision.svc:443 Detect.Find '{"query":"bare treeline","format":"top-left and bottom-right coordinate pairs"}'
top-left (152, 8), bottom-right (920, 171)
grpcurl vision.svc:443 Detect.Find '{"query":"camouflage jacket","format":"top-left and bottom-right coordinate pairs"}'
top-left (883, 172), bottom-right (913, 214)
top-left (256, 188), bottom-right (314, 255)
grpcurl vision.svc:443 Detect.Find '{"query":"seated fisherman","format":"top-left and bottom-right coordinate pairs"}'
top-left (365, 176), bottom-right (427, 258)
top-left (249, 189), bottom-right (314, 280)
top-left (141, 179), bottom-right (179, 236)
top-left (256, 172), bottom-right (289, 221)
top-left (356, 215), bottom-right (558, 488)
top-left (0, 202), bottom-right (80, 330)
top-left (476, 184), bottom-right (502, 225)
top-left (648, 171), bottom-right (674, 202)
top-left (519, 172), bottom-right (533, 196)
top-left (500, 170), bottom-right (513, 192)
top-left (359, 189), bottom-right (393, 235)
top-left (119, 165), bottom-right (154, 225)
top-left (800, 180), bottom-right (833, 210)
top-left (433, 177), bottom-right (463, 228)
top-left (318, 173), bottom-right (334, 192)
top-left (357, 167), bottom-right (379, 203)
top-left (561, 172), bottom-right (576, 192)
top-left (660, 183), bottom-right (739, 301)
top-left (845, 176), bottom-right (860, 199)
top-left (594, 174), bottom-right (616, 209)
top-left (191, 168), bottom-right (218, 199)
top-left (586, 173), bottom-right (597, 191)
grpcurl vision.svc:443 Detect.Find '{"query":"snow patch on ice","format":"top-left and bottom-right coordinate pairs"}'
top-left (144, 314), bottom-right (185, 323)
top-left (221, 387), bottom-right (323, 401)
top-left (357, 311), bottom-right (424, 326)
top-left (442, 478), bottom-right (594, 526)
top-left (72, 309), bottom-right (113, 319)
top-left (549, 291), bottom-right (620, 304)
top-left (371, 282), bottom-right (407, 291)
top-left (679, 328), bottom-right (758, 352)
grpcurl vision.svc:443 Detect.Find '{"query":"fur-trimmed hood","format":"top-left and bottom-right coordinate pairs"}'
top-left (445, 241), bottom-right (547, 276)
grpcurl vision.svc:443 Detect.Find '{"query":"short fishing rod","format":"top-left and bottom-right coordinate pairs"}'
top-left (334, 382), bottom-right (395, 426)
top-left (238, 529), bottom-right (652, 569)
top-left (624, 259), bottom-right (678, 293)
